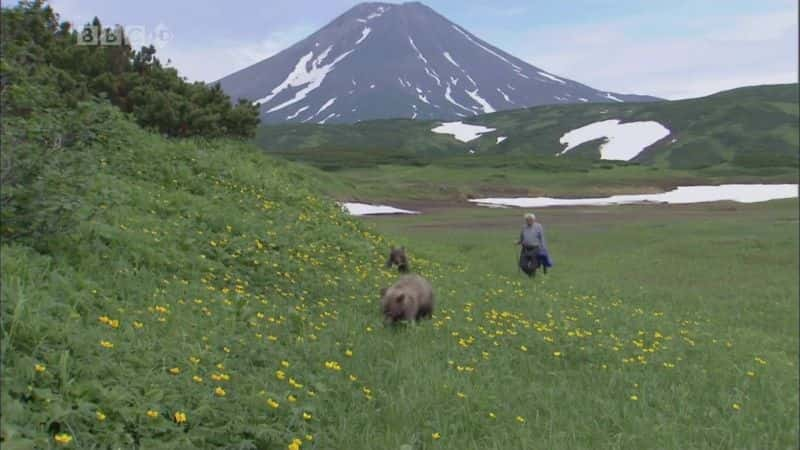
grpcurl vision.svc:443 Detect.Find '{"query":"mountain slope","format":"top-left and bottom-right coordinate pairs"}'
top-left (217, 1), bottom-right (659, 124)
top-left (254, 83), bottom-right (799, 171)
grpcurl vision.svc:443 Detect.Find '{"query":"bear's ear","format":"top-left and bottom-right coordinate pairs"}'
top-left (380, 287), bottom-right (388, 296)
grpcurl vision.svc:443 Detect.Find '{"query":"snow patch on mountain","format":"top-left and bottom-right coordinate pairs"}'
top-left (451, 24), bottom-right (522, 71)
top-left (497, 88), bottom-right (513, 103)
top-left (286, 105), bottom-right (309, 120)
top-left (443, 51), bottom-right (461, 68)
top-left (558, 119), bottom-right (670, 161)
top-left (256, 46), bottom-right (355, 114)
top-left (362, 5), bottom-right (390, 21)
top-left (497, 136), bottom-right (507, 144)
top-left (431, 121), bottom-right (496, 142)
top-left (444, 84), bottom-right (473, 113)
top-left (356, 27), bottom-right (372, 45)
top-left (465, 88), bottom-right (496, 113)
top-left (603, 92), bottom-right (624, 103)
top-left (408, 36), bottom-right (428, 64)
top-left (315, 97), bottom-right (336, 116)
top-left (538, 71), bottom-right (566, 84)
top-left (318, 112), bottom-right (337, 124)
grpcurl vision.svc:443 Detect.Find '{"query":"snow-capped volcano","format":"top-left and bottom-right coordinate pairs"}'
top-left (216, 2), bottom-right (660, 124)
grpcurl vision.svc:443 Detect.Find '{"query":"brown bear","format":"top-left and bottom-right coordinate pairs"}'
top-left (380, 274), bottom-right (434, 324)
top-left (385, 246), bottom-right (409, 273)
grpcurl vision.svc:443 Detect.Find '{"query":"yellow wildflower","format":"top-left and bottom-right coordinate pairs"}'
top-left (34, 363), bottom-right (46, 373)
top-left (520, 345), bottom-right (528, 352)
top-left (630, 395), bottom-right (638, 401)
top-left (146, 410), bottom-right (159, 418)
top-left (99, 340), bottom-right (114, 349)
top-left (281, 360), bottom-right (290, 368)
top-left (275, 370), bottom-right (286, 380)
top-left (133, 321), bottom-right (144, 329)
top-left (345, 349), bottom-right (353, 357)
top-left (516, 416), bottom-right (526, 424)
top-left (302, 412), bottom-right (312, 421)
top-left (288, 394), bottom-right (297, 403)
top-left (192, 375), bottom-right (203, 383)
top-left (553, 351), bottom-right (562, 357)
top-left (169, 367), bottom-right (181, 375)
top-left (288, 438), bottom-right (303, 450)
top-left (173, 411), bottom-right (187, 424)
top-left (432, 432), bottom-right (441, 440)
top-left (488, 412), bottom-right (496, 419)
top-left (267, 398), bottom-right (279, 409)
top-left (54, 433), bottom-right (72, 445)
top-left (732, 403), bottom-right (741, 410)
top-left (96, 410), bottom-right (107, 421)
top-left (214, 386), bottom-right (226, 397)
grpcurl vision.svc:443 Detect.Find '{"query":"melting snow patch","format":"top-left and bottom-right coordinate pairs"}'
top-left (604, 92), bottom-right (624, 102)
top-left (256, 47), bottom-right (355, 113)
top-left (315, 97), bottom-right (336, 116)
top-left (465, 88), bottom-right (496, 113)
top-left (364, 5), bottom-right (389, 20)
top-left (431, 121), bottom-right (496, 143)
top-left (342, 202), bottom-right (419, 216)
top-left (538, 71), bottom-right (566, 84)
top-left (559, 119), bottom-right (670, 161)
top-left (496, 136), bottom-right (507, 144)
top-left (318, 112), bottom-right (337, 124)
top-left (286, 105), bottom-right (309, 120)
top-left (424, 67), bottom-right (442, 86)
top-left (356, 27), bottom-right (372, 45)
top-left (370, 84), bottom-right (376, 88)
top-left (451, 24), bottom-right (522, 71)
top-left (497, 88), bottom-right (513, 103)
top-left (443, 51), bottom-right (461, 68)
top-left (469, 185), bottom-right (799, 208)
top-left (444, 84), bottom-right (473, 113)
top-left (408, 37), bottom-right (428, 64)
top-left (578, 97), bottom-right (589, 102)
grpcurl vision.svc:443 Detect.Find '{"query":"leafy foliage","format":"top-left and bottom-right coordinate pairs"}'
top-left (0, 0), bottom-right (259, 138)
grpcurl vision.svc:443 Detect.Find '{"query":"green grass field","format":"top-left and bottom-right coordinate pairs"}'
top-left (321, 162), bottom-right (798, 204)
top-left (356, 199), bottom-right (799, 449)
top-left (6, 118), bottom-right (796, 448)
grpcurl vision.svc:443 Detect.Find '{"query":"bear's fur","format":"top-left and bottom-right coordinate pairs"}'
top-left (385, 246), bottom-right (409, 273)
top-left (380, 274), bottom-right (434, 323)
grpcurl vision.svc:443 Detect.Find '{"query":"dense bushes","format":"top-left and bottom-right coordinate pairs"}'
top-left (1, 1), bottom-right (259, 139)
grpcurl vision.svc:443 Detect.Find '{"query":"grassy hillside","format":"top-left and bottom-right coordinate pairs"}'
top-left (0, 106), bottom-right (418, 447)
top-left (255, 84), bottom-right (799, 172)
top-left (4, 108), bottom-right (797, 449)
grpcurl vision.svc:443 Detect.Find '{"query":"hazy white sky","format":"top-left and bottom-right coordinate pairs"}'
top-left (35, 0), bottom-right (800, 99)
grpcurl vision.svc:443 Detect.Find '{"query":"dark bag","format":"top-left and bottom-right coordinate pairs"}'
top-left (519, 245), bottom-right (540, 276)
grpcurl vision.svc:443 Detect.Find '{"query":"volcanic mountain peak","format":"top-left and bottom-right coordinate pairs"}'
top-left (217, 1), bottom-right (660, 124)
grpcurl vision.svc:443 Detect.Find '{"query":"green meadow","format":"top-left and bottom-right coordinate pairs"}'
top-left (2, 3), bottom-right (798, 448)
top-left (3, 111), bottom-right (798, 448)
